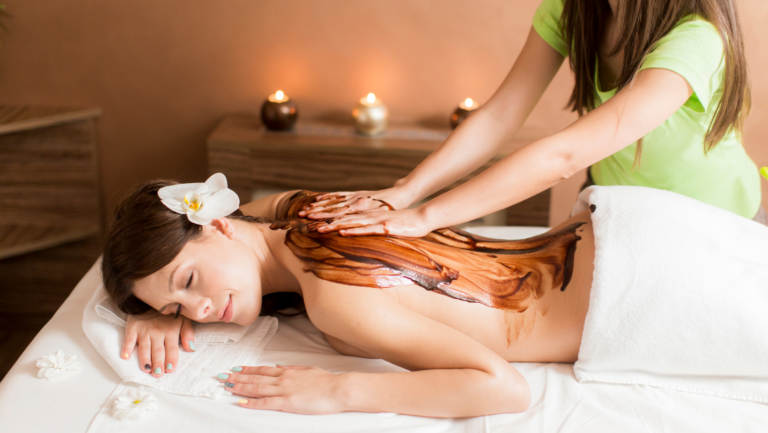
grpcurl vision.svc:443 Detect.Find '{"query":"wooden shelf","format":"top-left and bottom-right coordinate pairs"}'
top-left (0, 224), bottom-right (99, 260)
top-left (207, 116), bottom-right (551, 226)
top-left (0, 106), bottom-right (102, 260)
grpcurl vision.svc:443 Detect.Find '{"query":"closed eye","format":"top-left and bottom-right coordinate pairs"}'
top-left (174, 273), bottom-right (194, 319)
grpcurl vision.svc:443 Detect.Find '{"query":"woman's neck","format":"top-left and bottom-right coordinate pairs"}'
top-left (231, 219), bottom-right (303, 297)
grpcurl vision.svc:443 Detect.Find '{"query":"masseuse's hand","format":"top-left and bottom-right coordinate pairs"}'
top-left (122, 313), bottom-right (195, 378)
top-left (315, 207), bottom-right (431, 238)
top-left (218, 365), bottom-right (345, 415)
top-left (298, 186), bottom-right (410, 220)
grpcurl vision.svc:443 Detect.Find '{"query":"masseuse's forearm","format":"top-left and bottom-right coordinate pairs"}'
top-left (420, 68), bottom-right (693, 228)
top-left (394, 108), bottom-right (519, 206)
top-left (395, 28), bottom-right (565, 207)
top-left (338, 367), bottom-right (529, 417)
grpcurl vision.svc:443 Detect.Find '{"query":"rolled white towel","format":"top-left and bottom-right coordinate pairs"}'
top-left (573, 186), bottom-right (768, 403)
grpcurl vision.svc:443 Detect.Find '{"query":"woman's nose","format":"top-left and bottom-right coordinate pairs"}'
top-left (189, 297), bottom-right (212, 321)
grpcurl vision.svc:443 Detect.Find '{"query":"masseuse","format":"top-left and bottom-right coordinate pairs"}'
top-left (302, 0), bottom-right (766, 234)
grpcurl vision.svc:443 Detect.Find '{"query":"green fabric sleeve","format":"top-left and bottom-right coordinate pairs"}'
top-left (532, 0), bottom-right (568, 57)
top-left (639, 18), bottom-right (725, 113)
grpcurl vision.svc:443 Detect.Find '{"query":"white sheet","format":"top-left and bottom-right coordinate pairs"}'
top-left (1, 226), bottom-right (767, 432)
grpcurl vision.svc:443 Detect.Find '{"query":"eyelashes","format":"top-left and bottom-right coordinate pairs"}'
top-left (174, 273), bottom-right (194, 319)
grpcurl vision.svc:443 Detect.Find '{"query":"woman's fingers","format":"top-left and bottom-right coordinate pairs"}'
top-left (121, 330), bottom-right (137, 361)
top-left (231, 384), bottom-right (282, 398)
top-left (229, 366), bottom-right (284, 376)
top-left (164, 335), bottom-right (179, 373)
top-left (138, 336), bottom-right (152, 374)
top-left (180, 317), bottom-right (195, 352)
top-left (150, 336), bottom-right (166, 377)
top-left (238, 396), bottom-right (286, 411)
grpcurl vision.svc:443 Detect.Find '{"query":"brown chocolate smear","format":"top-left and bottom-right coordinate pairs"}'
top-left (271, 191), bottom-right (583, 313)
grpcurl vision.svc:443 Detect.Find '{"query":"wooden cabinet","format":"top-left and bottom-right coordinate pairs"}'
top-left (0, 106), bottom-right (102, 259)
top-left (207, 115), bottom-right (550, 226)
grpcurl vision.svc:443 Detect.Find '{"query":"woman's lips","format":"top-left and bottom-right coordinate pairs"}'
top-left (221, 295), bottom-right (234, 323)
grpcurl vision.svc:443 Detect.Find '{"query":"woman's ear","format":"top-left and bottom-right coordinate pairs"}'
top-left (209, 217), bottom-right (235, 239)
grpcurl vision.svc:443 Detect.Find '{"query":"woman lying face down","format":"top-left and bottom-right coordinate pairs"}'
top-left (102, 180), bottom-right (596, 417)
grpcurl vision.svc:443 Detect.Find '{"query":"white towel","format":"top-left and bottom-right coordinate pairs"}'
top-left (572, 186), bottom-right (768, 403)
top-left (83, 284), bottom-right (278, 399)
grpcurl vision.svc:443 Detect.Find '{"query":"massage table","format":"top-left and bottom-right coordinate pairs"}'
top-left (1, 226), bottom-right (766, 432)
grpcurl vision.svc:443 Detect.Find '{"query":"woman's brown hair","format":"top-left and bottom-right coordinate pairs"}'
top-left (562, 0), bottom-right (750, 160)
top-left (101, 179), bottom-right (303, 317)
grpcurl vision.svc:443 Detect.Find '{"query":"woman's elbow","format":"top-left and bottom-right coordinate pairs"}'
top-left (487, 368), bottom-right (531, 413)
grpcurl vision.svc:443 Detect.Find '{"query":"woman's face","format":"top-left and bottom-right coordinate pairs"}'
top-left (132, 224), bottom-right (262, 326)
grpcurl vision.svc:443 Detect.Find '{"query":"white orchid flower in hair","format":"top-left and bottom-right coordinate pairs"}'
top-left (158, 173), bottom-right (240, 225)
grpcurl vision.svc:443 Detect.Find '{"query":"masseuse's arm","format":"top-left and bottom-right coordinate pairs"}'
top-left (321, 66), bottom-right (694, 236)
top-left (220, 279), bottom-right (529, 416)
top-left (302, 27), bottom-right (564, 218)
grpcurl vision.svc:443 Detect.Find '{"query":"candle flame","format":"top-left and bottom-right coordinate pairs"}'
top-left (367, 93), bottom-right (376, 104)
top-left (275, 90), bottom-right (285, 101)
top-left (464, 98), bottom-right (474, 108)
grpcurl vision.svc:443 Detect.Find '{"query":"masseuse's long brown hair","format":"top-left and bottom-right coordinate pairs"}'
top-left (562, 0), bottom-right (750, 159)
top-left (101, 180), bottom-right (303, 317)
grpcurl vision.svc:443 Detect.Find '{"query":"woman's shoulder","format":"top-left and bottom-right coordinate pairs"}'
top-left (237, 190), bottom-right (302, 220)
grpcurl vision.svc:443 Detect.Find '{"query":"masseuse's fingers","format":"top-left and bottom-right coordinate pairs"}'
top-left (314, 192), bottom-right (353, 201)
top-left (138, 336), bottom-right (152, 374)
top-left (121, 330), bottom-right (137, 361)
top-left (164, 335), bottom-right (178, 373)
top-left (150, 336), bottom-right (165, 377)
top-left (179, 317), bottom-right (195, 352)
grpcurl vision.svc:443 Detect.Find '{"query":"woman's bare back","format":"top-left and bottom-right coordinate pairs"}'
top-left (260, 190), bottom-right (596, 364)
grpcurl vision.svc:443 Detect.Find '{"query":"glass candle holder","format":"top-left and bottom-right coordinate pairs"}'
top-left (261, 90), bottom-right (298, 131)
top-left (352, 93), bottom-right (389, 136)
top-left (450, 98), bottom-right (479, 129)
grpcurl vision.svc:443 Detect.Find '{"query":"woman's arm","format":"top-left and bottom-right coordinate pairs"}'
top-left (219, 279), bottom-right (530, 416)
top-left (302, 27), bottom-right (564, 217)
top-left (321, 66), bottom-right (694, 236)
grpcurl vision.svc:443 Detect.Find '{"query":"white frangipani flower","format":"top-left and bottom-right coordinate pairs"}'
top-left (158, 173), bottom-right (240, 225)
top-left (36, 349), bottom-right (81, 380)
top-left (111, 386), bottom-right (159, 421)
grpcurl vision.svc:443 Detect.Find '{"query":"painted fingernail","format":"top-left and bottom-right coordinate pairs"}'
top-left (189, 341), bottom-right (196, 352)
top-left (166, 363), bottom-right (173, 370)
top-left (239, 399), bottom-right (248, 405)
top-left (232, 366), bottom-right (243, 372)
top-left (154, 367), bottom-right (162, 375)
top-left (144, 364), bottom-right (151, 370)
top-left (224, 382), bottom-right (235, 388)
top-left (217, 373), bottom-right (229, 380)
top-left (121, 353), bottom-right (129, 359)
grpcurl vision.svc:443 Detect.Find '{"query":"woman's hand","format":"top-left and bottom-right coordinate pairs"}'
top-left (315, 207), bottom-right (432, 238)
top-left (219, 365), bottom-right (346, 415)
top-left (121, 313), bottom-right (195, 377)
top-left (298, 186), bottom-right (413, 220)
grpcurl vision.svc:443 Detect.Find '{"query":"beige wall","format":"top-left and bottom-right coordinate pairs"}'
top-left (0, 0), bottom-right (765, 227)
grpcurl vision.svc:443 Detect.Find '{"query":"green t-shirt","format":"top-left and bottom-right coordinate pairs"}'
top-left (533, 0), bottom-right (761, 218)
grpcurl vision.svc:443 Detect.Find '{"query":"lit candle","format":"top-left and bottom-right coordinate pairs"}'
top-left (351, 93), bottom-right (389, 136)
top-left (450, 97), bottom-right (479, 129)
top-left (261, 90), bottom-right (298, 131)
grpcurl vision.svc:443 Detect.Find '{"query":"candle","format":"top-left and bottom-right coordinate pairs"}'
top-left (261, 90), bottom-right (298, 131)
top-left (351, 93), bottom-right (389, 136)
top-left (450, 97), bottom-right (479, 129)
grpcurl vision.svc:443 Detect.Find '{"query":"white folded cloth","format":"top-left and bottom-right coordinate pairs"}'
top-left (83, 283), bottom-right (278, 399)
top-left (572, 186), bottom-right (768, 403)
